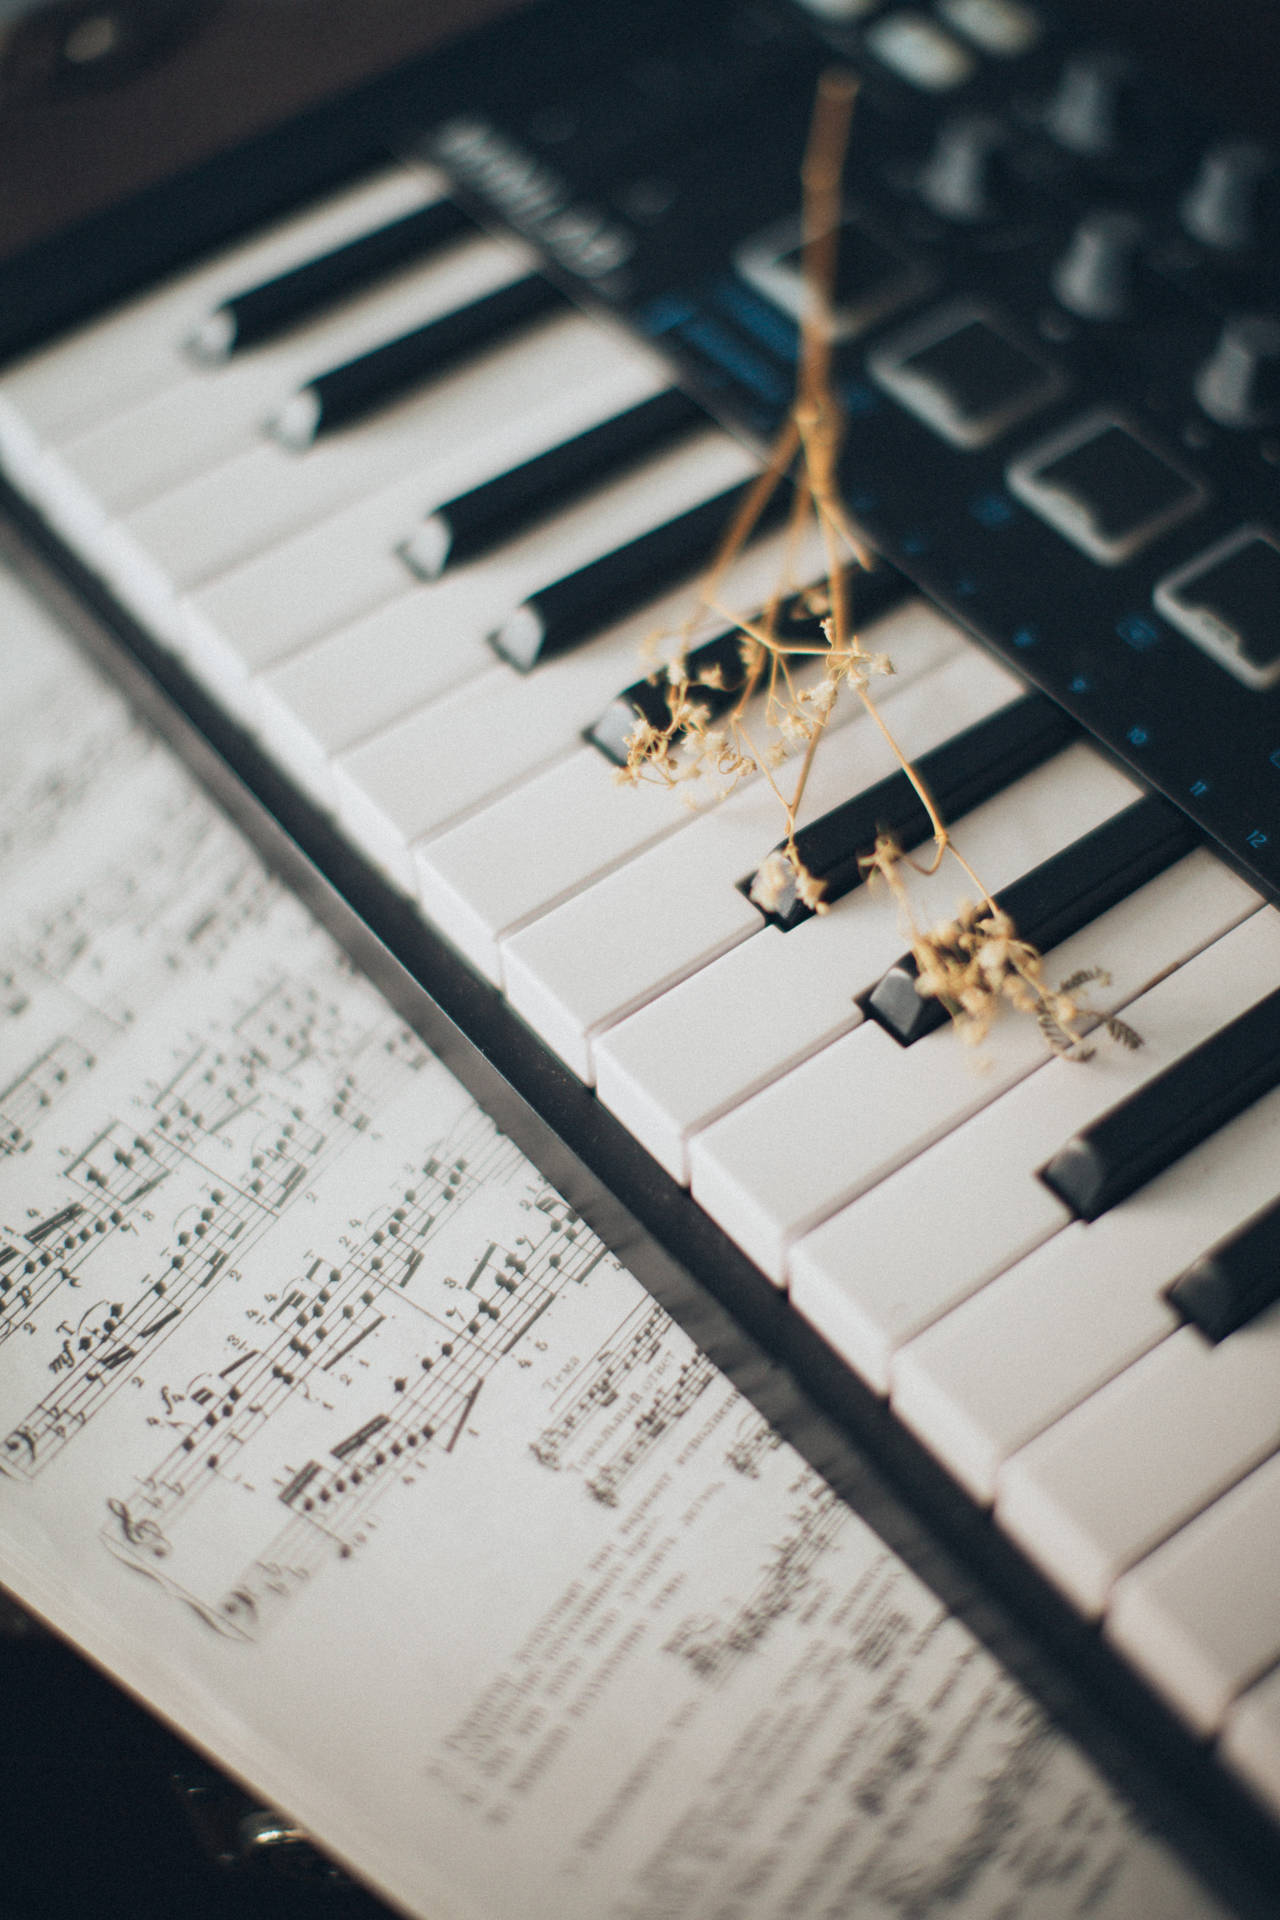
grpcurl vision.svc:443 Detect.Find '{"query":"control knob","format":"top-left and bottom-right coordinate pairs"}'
top-left (1180, 140), bottom-right (1271, 251)
top-left (1194, 313), bottom-right (1280, 427)
top-left (1043, 50), bottom-right (1134, 159)
top-left (917, 113), bottom-right (1006, 223)
top-left (1051, 208), bottom-right (1144, 319)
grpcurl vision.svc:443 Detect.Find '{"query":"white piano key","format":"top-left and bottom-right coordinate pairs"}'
top-left (43, 232), bottom-right (528, 522)
top-left (788, 850), bottom-right (1263, 1385)
top-left (258, 434), bottom-right (782, 807)
top-left (89, 244), bottom-right (571, 609)
top-left (790, 852), bottom-right (1258, 1382)
top-left (0, 166), bottom-right (440, 464)
top-left (1107, 1449), bottom-right (1280, 1736)
top-left (120, 397), bottom-right (740, 675)
top-left (414, 745), bottom-right (680, 981)
top-left (1223, 1662), bottom-right (1280, 1822)
top-left (410, 531), bottom-right (825, 981)
top-left (997, 1302), bottom-right (1280, 1618)
top-left (594, 734), bottom-right (1137, 1182)
top-left (97, 259), bottom-right (660, 610)
top-left (692, 866), bottom-right (1274, 1285)
top-left (500, 603), bottom-right (964, 1082)
top-left (327, 432), bottom-right (760, 885)
top-left (892, 1071), bottom-right (1280, 1501)
top-left (253, 590), bottom-right (494, 808)
top-left (177, 314), bottom-right (664, 702)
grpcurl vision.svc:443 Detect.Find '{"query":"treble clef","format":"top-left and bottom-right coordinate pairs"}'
top-left (106, 1497), bottom-right (169, 1559)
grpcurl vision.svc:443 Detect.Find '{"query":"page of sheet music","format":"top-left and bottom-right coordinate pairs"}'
top-left (0, 556), bottom-right (1232, 1920)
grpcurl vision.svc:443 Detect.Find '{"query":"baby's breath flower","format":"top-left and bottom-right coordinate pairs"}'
top-left (615, 66), bottom-right (1123, 1070)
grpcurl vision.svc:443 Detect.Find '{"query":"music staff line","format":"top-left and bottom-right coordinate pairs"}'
top-left (103, 1119), bottom-right (609, 1638)
top-left (1, 981), bottom-right (435, 1475)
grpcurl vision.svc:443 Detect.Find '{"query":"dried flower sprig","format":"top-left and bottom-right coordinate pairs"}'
top-left (622, 69), bottom-right (1126, 1058)
top-left (860, 837), bottom-right (1139, 1058)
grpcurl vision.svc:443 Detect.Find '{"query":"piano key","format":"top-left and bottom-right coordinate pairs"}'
top-left (332, 638), bottom-right (694, 895)
top-left (253, 432), bottom-right (757, 805)
top-left (268, 271), bottom-right (562, 449)
top-left (692, 867), bottom-right (1275, 1285)
top-left (326, 442), bottom-right (761, 887)
top-left (788, 850), bottom-right (1264, 1388)
top-left (178, 316), bottom-right (667, 712)
top-left (1041, 982), bottom-right (1280, 1221)
top-left (891, 1076), bottom-right (1280, 1501)
top-left (490, 474), bottom-right (785, 672)
top-left (334, 657), bottom-right (615, 891)
top-left (586, 625), bottom-right (752, 767)
top-left (499, 603), bottom-right (966, 1081)
top-left (867, 792), bottom-right (1197, 1046)
top-left (594, 672), bottom-right (1124, 1183)
top-left (44, 234), bottom-right (529, 528)
top-left (412, 533), bottom-right (827, 980)
top-left (1107, 1449), bottom-right (1280, 1736)
top-left (186, 197), bottom-right (474, 361)
top-left (97, 306), bottom-right (655, 620)
top-left (253, 587), bottom-right (497, 809)
top-left (583, 565), bottom-right (916, 767)
top-left (0, 165), bottom-right (439, 462)
top-left (748, 690), bottom-right (1077, 930)
top-left (401, 385), bottom-right (705, 579)
top-left (1223, 1663), bottom-right (1280, 1822)
top-left (415, 743), bottom-right (701, 983)
top-left (587, 560), bottom-right (905, 768)
top-left (996, 1302), bottom-right (1280, 1618)
top-left (1167, 1196), bottom-right (1280, 1341)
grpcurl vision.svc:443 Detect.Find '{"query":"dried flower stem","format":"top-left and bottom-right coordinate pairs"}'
top-left (622, 69), bottom-right (1117, 1056)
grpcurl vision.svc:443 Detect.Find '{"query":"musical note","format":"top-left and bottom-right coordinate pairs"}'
top-left (105, 1496), bottom-right (169, 1560)
top-left (662, 1479), bottom-right (846, 1683)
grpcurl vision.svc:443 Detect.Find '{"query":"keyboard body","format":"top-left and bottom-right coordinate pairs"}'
top-left (3, 0), bottom-right (1280, 1911)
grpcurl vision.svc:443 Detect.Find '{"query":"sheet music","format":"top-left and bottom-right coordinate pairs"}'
top-left (0, 557), bottom-right (1232, 1920)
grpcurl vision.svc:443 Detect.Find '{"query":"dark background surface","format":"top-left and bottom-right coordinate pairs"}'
top-left (0, 0), bottom-right (530, 257)
top-left (0, 0), bottom-right (1278, 263)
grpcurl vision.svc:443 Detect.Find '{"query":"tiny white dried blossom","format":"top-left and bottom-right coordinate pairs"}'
top-left (748, 850), bottom-right (793, 914)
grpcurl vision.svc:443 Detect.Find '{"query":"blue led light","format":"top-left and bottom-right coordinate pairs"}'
top-left (1247, 828), bottom-right (1269, 849)
top-left (713, 280), bottom-right (798, 361)
top-left (1190, 779), bottom-right (1211, 797)
top-left (1117, 613), bottom-right (1160, 650)
top-left (840, 380), bottom-right (879, 419)
top-left (1012, 626), bottom-right (1037, 649)
top-left (1126, 725), bottom-right (1149, 747)
top-left (678, 315), bottom-right (789, 403)
top-left (970, 491), bottom-right (1014, 529)
top-left (641, 295), bottom-right (695, 335)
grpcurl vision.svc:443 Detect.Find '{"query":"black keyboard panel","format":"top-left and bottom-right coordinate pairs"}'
top-left (411, 0), bottom-right (1280, 903)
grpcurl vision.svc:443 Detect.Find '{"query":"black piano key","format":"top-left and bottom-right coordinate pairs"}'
top-left (586, 626), bottom-right (750, 764)
top-left (186, 198), bottom-right (474, 362)
top-left (267, 272), bottom-right (562, 449)
top-left (867, 792), bottom-right (1197, 1046)
top-left (399, 387), bottom-right (706, 579)
top-left (490, 477), bottom-right (787, 672)
top-left (1167, 1196), bottom-right (1280, 1342)
top-left (586, 561), bottom-right (912, 764)
top-left (746, 691), bottom-right (1076, 931)
top-left (1040, 985), bottom-right (1280, 1222)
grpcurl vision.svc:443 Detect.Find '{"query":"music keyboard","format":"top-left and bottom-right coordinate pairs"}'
top-left (3, 0), bottom-right (1280, 1903)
